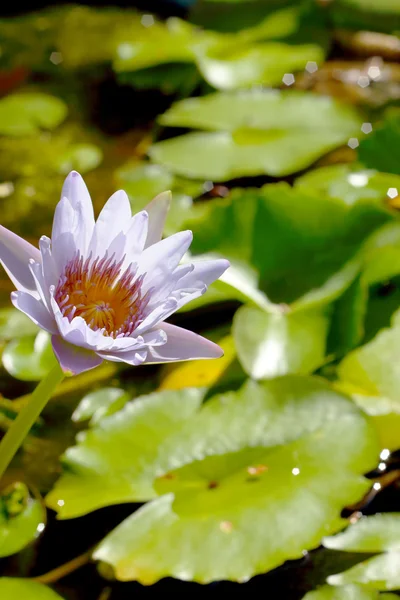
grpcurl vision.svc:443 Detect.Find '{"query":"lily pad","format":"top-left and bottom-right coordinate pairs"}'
top-left (0, 579), bottom-right (63, 600)
top-left (150, 90), bottom-right (362, 179)
top-left (233, 305), bottom-right (329, 379)
top-left (302, 583), bottom-right (398, 600)
top-left (324, 514), bottom-right (400, 591)
top-left (0, 307), bottom-right (39, 340)
top-left (196, 41), bottom-right (323, 90)
top-left (338, 308), bottom-right (400, 405)
top-left (0, 482), bottom-right (45, 558)
top-left (0, 93), bottom-right (67, 136)
top-left (295, 165), bottom-right (400, 209)
top-left (358, 111), bottom-right (400, 177)
top-left (55, 143), bottom-right (103, 175)
top-left (72, 388), bottom-right (129, 426)
top-left (48, 377), bottom-right (378, 583)
top-left (2, 331), bottom-right (57, 382)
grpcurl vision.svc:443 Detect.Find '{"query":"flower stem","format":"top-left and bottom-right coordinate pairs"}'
top-left (31, 548), bottom-right (92, 585)
top-left (0, 363), bottom-right (64, 482)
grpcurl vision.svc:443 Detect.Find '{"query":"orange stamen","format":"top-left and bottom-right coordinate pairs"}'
top-left (54, 252), bottom-right (149, 338)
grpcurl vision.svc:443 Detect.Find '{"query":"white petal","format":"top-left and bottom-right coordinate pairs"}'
top-left (39, 236), bottom-right (59, 291)
top-left (88, 190), bottom-right (132, 259)
top-left (0, 225), bottom-right (41, 294)
top-left (123, 210), bottom-right (149, 263)
top-left (139, 230), bottom-right (193, 293)
top-left (52, 335), bottom-right (103, 375)
top-left (51, 197), bottom-right (78, 273)
top-left (179, 259), bottom-right (230, 289)
top-left (61, 171), bottom-right (95, 250)
top-left (144, 191), bottom-right (171, 248)
top-left (11, 291), bottom-right (57, 333)
top-left (134, 298), bottom-right (179, 335)
top-left (145, 323), bottom-right (223, 363)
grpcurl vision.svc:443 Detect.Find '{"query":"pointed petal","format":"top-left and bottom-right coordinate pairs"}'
top-left (139, 230), bottom-right (193, 293)
top-left (144, 191), bottom-right (171, 248)
top-left (11, 291), bottom-right (57, 333)
top-left (0, 225), bottom-right (41, 293)
top-left (39, 236), bottom-right (59, 291)
top-left (61, 171), bottom-right (95, 246)
top-left (51, 197), bottom-right (78, 272)
top-left (145, 323), bottom-right (223, 363)
top-left (51, 335), bottom-right (103, 375)
top-left (123, 210), bottom-right (149, 263)
top-left (88, 190), bottom-right (132, 259)
top-left (179, 259), bottom-right (230, 288)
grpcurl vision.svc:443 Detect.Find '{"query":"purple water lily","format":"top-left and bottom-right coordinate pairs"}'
top-left (0, 171), bottom-right (229, 375)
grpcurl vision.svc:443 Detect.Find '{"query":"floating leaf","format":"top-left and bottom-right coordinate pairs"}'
top-left (350, 394), bottom-right (400, 451)
top-left (295, 165), bottom-right (400, 209)
top-left (48, 377), bottom-right (377, 582)
top-left (327, 276), bottom-right (367, 358)
top-left (197, 41), bottom-right (323, 90)
top-left (0, 307), bottom-right (38, 340)
top-left (0, 482), bottom-right (45, 558)
top-left (55, 143), bottom-right (103, 175)
top-left (0, 579), bottom-right (63, 600)
top-left (233, 305), bottom-right (329, 379)
top-left (358, 111), bottom-right (400, 176)
top-left (113, 17), bottom-right (196, 72)
top-left (302, 583), bottom-right (398, 600)
top-left (151, 90), bottom-right (362, 179)
top-left (2, 331), bottom-right (57, 381)
top-left (324, 514), bottom-right (400, 591)
top-left (0, 93), bottom-right (67, 136)
top-left (338, 308), bottom-right (400, 405)
top-left (72, 388), bottom-right (129, 426)
top-left (90, 377), bottom-right (377, 584)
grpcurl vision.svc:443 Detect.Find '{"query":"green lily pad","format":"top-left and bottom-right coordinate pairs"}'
top-left (55, 143), bottom-right (103, 175)
top-left (188, 183), bottom-right (388, 308)
top-left (0, 482), bottom-right (45, 558)
top-left (0, 93), bottom-right (67, 137)
top-left (338, 308), bottom-right (400, 405)
top-left (0, 579), bottom-right (63, 600)
top-left (72, 388), bottom-right (129, 426)
top-left (233, 305), bottom-right (329, 379)
top-left (48, 377), bottom-right (377, 583)
top-left (295, 165), bottom-right (400, 209)
top-left (0, 308), bottom-right (39, 340)
top-left (324, 514), bottom-right (400, 591)
top-left (2, 331), bottom-right (57, 382)
top-left (302, 583), bottom-right (398, 600)
top-left (196, 41), bottom-right (323, 90)
top-left (327, 276), bottom-right (367, 358)
top-left (358, 111), bottom-right (400, 177)
top-left (150, 90), bottom-right (362, 179)
top-left (113, 17), bottom-right (196, 72)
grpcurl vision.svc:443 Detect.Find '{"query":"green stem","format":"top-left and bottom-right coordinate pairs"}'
top-left (0, 363), bottom-right (64, 482)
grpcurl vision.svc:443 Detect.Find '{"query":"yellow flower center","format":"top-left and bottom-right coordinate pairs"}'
top-left (54, 253), bottom-right (149, 337)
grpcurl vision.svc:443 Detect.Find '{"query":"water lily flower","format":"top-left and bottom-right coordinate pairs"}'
top-left (0, 171), bottom-right (229, 375)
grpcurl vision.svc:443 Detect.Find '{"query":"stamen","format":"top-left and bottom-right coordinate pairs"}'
top-left (54, 253), bottom-right (149, 338)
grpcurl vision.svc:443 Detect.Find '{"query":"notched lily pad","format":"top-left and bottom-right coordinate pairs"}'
top-left (48, 377), bottom-right (378, 583)
top-left (150, 90), bottom-right (362, 179)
